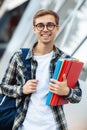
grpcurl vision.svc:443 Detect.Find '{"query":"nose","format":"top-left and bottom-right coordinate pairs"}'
top-left (43, 25), bottom-right (48, 31)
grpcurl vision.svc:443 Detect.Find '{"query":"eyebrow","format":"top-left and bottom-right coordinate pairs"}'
top-left (35, 22), bottom-right (57, 25)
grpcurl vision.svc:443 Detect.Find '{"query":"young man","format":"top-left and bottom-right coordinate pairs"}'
top-left (1, 9), bottom-right (82, 130)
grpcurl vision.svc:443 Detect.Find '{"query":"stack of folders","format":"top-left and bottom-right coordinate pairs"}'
top-left (46, 58), bottom-right (84, 106)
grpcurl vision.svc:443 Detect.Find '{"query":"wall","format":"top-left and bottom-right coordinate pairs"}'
top-left (64, 80), bottom-right (87, 130)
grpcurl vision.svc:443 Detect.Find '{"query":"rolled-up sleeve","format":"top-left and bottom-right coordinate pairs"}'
top-left (64, 81), bottom-right (82, 103)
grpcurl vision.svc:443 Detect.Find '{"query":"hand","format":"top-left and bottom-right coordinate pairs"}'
top-left (23, 79), bottom-right (38, 94)
top-left (49, 74), bottom-right (70, 96)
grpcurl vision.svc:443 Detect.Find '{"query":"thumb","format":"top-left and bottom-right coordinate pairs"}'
top-left (63, 74), bottom-right (67, 81)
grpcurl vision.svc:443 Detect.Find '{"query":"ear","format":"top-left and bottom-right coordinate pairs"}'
top-left (33, 26), bottom-right (35, 33)
top-left (33, 26), bottom-right (35, 31)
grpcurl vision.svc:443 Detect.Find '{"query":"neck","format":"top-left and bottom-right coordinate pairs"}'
top-left (33, 42), bottom-right (54, 56)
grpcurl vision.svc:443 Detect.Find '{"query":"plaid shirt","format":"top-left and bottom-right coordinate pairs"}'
top-left (1, 44), bottom-right (82, 130)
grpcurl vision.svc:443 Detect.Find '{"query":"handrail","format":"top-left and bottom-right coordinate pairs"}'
top-left (71, 36), bottom-right (87, 56)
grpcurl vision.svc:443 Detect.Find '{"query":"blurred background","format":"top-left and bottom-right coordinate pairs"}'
top-left (0, 0), bottom-right (87, 130)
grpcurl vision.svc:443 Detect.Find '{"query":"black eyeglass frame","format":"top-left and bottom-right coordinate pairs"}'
top-left (34, 22), bottom-right (58, 31)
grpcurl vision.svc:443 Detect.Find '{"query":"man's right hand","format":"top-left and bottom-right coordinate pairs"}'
top-left (22, 79), bottom-right (38, 94)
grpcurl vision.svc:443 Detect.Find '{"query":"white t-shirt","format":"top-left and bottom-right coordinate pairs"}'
top-left (22, 51), bottom-right (57, 130)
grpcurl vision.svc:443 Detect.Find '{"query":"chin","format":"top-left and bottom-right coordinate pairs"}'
top-left (42, 41), bottom-right (51, 44)
top-left (42, 39), bottom-right (52, 43)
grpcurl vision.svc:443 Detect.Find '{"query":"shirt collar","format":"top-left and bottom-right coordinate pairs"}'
top-left (25, 42), bottom-right (63, 60)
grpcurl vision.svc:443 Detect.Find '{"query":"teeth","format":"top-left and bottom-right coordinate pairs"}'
top-left (43, 35), bottom-right (48, 36)
top-left (42, 34), bottom-right (50, 36)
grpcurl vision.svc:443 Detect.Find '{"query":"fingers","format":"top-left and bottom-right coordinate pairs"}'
top-left (23, 79), bottom-right (38, 94)
top-left (50, 79), bottom-right (58, 84)
top-left (49, 83), bottom-right (59, 95)
top-left (27, 79), bottom-right (38, 87)
top-left (49, 74), bottom-right (68, 95)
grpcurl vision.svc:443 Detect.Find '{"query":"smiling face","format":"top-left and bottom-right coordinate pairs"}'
top-left (33, 14), bottom-right (59, 45)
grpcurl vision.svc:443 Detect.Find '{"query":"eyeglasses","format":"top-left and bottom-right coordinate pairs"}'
top-left (34, 22), bottom-right (58, 31)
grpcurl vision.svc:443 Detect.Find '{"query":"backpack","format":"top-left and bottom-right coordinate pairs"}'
top-left (0, 48), bottom-right (30, 130)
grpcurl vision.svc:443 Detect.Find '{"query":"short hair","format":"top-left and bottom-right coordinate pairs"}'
top-left (33, 9), bottom-right (59, 25)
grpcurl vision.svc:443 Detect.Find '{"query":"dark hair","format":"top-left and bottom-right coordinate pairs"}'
top-left (33, 9), bottom-right (59, 25)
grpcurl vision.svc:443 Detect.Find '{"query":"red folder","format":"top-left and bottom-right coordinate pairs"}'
top-left (50, 60), bottom-right (70, 106)
top-left (66, 60), bottom-right (84, 88)
top-left (50, 59), bottom-right (84, 106)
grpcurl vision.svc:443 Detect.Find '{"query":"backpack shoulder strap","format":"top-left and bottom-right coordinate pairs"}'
top-left (21, 48), bottom-right (31, 79)
top-left (21, 48), bottom-right (30, 65)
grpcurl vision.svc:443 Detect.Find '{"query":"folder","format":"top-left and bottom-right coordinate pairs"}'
top-left (46, 59), bottom-right (63, 105)
top-left (46, 58), bottom-right (84, 106)
top-left (50, 59), bottom-right (70, 106)
top-left (66, 60), bottom-right (84, 88)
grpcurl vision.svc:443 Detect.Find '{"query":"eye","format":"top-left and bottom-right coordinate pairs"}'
top-left (36, 23), bottom-right (44, 27)
top-left (47, 22), bottom-right (55, 27)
